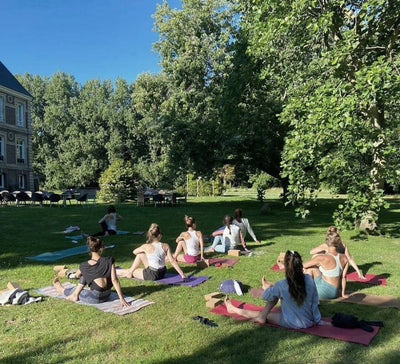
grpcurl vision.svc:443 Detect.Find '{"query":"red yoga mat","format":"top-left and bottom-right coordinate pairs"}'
top-left (346, 272), bottom-right (387, 286)
top-left (210, 300), bottom-right (380, 346)
top-left (270, 263), bottom-right (285, 272)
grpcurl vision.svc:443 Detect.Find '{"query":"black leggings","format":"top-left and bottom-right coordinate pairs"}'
top-left (92, 221), bottom-right (117, 237)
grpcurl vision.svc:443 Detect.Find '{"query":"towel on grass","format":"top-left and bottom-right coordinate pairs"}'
top-left (26, 245), bottom-right (114, 262)
top-left (35, 282), bottom-right (153, 315)
top-left (251, 288), bottom-right (400, 309)
top-left (346, 272), bottom-right (387, 286)
top-left (65, 230), bottom-right (130, 240)
top-left (211, 299), bottom-right (380, 346)
top-left (118, 270), bottom-right (209, 287)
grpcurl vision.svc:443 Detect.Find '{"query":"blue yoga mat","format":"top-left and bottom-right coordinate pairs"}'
top-left (26, 245), bottom-right (114, 262)
top-left (65, 231), bottom-right (130, 240)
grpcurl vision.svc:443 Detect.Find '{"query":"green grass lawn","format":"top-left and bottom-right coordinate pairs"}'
top-left (1, 190), bottom-right (400, 363)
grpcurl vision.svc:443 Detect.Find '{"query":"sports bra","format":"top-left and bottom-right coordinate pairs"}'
top-left (319, 253), bottom-right (343, 277)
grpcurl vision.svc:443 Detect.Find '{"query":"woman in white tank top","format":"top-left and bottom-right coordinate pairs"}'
top-left (118, 223), bottom-right (187, 281)
top-left (173, 216), bottom-right (204, 263)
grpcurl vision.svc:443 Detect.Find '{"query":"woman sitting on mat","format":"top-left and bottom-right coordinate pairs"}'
top-left (173, 216), bottom-right (204, 263)
top-left (53, 236), bottom-right (129, 307)
top-left (225, 250), bottom-right (322, 328)
top-left (92, 205), bottom-right (122, 237)
top-left (310, 226), bottom-right (365, 279)
top-left (303, 233), bottom-right (349, 299)
top-left (233, 208), bottom-right (260, 245)
top-left (205, 215), bottom-right (250, 253)
top-left (118, 223), bottom-right (187, 281)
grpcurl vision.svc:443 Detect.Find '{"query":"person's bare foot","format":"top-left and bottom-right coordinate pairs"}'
top-left (250, 313), bottom-right (268, 324)
top-left (224, 296), bottom-right (235, 313)
top-left (206, 247), bottom-right (215, 253)
top-left (262, 276), bottom-right (268, 290)
top-left (53, 277), bottom-right (65, 294)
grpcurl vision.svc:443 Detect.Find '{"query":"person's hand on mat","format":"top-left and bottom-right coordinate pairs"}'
top-left (342, 293), bottom-right (350, 299)
top-left (256, 240), bottom-right (261, 245)
top-left (120, 298), bottom-right (130, 307)
top-left (181, 275), bottom-right (188, 282)
top-left (358, 272), bottom-right (366, 280)
top-left (66, 294), bottom-right (79, 302)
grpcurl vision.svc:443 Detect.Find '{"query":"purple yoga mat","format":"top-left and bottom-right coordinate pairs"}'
top-left (156, 273), bottom-right (210, 286)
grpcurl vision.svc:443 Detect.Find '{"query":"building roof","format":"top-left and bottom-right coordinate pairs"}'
top-left (0, 61), bottom-right (32, 97)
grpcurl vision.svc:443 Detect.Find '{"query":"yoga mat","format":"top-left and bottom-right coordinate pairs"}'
top-left (323, 292), bottom-right (400, 309)
top-left (196, 258), bottom-right (239, 268)
top-left (118, 270), bottom-right (209, 287)
top-left (270, 263), bottom-right (284, 272)
top-left (65, 230), bottom-right (130, 240)
top-left (26, 245), bottom-right (114, 262)
top-left (252, 288), bottom-right (400, 309)
top-left (156, 273), bottom-right (209, 286)
top-left (211, 300), bottom-right (380, 346)
top-left (346, 272), bottom-right (387, 286)
top-left (208, 258), bottom-right (239, 267)
top-left (35, 283), bottom-right (153, 315)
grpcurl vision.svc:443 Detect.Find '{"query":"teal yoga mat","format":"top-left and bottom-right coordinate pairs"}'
top-left (27, 245), bottom-right (114, 262)
top-left (65, 231), bottom-right (130, 240)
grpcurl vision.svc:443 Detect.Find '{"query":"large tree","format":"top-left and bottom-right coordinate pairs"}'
top-left (153, 0), bottom-right (238, 178)
top-left (242, 0), bottom-right (400, 228)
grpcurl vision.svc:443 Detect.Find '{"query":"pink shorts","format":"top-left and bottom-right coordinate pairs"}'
top-left (183, 254), bottom-right (200, 263)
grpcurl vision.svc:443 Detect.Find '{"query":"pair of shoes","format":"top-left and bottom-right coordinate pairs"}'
top-left (192, 316), bottom-right (218, 327)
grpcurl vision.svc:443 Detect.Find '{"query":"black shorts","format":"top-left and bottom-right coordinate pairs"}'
top-left (143, 266), bottom-right (167, 281)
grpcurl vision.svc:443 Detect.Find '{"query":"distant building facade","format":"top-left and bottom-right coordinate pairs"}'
top-left (0, 61), bottom-right (34, 191)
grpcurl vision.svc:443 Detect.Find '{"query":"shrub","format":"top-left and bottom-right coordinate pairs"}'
top-left (97, 159), bottom-right (138, 203)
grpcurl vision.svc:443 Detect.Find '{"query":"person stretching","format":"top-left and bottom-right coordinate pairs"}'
top-left (92, 205), bottom-right (122, 237)
top-left (225, 251), bottom-right (322, 328)
top-left (118, 223), bottom-right (187, 281)
top-left (173, 216), bottom-right (204, 263)
top-left (53, 236), bottom-right (129, 307)
top-left (205, 215), bottom-right (250, 253)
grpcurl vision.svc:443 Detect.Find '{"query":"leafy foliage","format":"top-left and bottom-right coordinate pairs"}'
top-left (97, 159), bottom-right (138, 203)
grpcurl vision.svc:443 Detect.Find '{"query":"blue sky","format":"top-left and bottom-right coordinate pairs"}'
top-left (1, 0), bottom-right (182, 85)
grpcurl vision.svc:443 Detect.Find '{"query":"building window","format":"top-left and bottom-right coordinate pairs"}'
top-left (17, 139), bottom-right (25, 163)
top-left (18, 174), bottom-right (26, 190)
top-left (0, 135), bottom-right (4, 160)
top-left (0, 173), bottom-right (4, 188)
top-left (0, 95), bottom-right (4, 121)
top-left (17, 103), bottom-right (24, 126)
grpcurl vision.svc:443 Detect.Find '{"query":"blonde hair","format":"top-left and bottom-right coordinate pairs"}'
top-left (146, 223), bottom-right (161, 244)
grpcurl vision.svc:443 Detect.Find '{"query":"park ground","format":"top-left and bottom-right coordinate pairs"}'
top-left (1, 189), bottom-right (400, 363)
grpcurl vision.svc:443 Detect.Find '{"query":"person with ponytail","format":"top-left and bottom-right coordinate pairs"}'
top-left (303, 233), bottom-right (349, 299)
top-left (310, 226), bottom-right (365, 279)
top-left (225, 251), bottom-right (321, 329)
top-left (173, 216), bottom-right (204, 263)
top-left (53, 236), bottom-right (129, 307)
top-left (118, 223), bottom-right (187, 281)
top-left (233, 208), bottom-right (260, 245)
top-left (205, 215), bottom-right (249, 253)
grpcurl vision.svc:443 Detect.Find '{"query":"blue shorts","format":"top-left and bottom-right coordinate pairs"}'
top-left (64, 286), bottom-right (111, 304)
top-left (314, 275), bottom-right (338, 299)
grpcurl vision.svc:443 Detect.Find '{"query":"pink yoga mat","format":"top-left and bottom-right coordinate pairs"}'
top-left (346, 272), bottom-right (387, 286)
top-left (211, 300), bottom-right (380, 346)
top-left (208, 258), bottom-right (239, 267)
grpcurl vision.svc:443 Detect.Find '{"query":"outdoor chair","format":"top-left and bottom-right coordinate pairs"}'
top-left (31, 192), bottom-right (44, 207)
top-left (76, 193), bottom-right (88, 207)
top-left (49, 193), bottom-right (61, 207)
top-left (1, 191), bottom-right (16, 206)
top-left (153, 194), bottom-right (165, 207)
top-left (15, 191), bottom-right (31, 206)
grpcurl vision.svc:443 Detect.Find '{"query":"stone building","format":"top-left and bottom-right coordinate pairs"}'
top-left (0, 61), bottom-right (34, 191)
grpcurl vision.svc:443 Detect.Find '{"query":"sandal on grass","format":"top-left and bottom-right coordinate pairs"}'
top-left (192, 316), bottom-right (218, 327)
